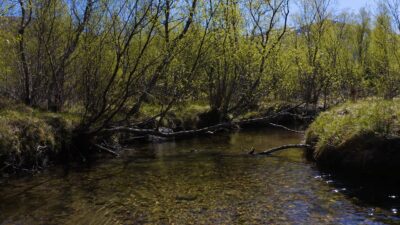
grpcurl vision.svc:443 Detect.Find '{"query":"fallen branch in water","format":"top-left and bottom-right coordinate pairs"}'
top-left (103, 122), bottom-right (234, 138)
top-left (101, 105), bottom-right (308, 138)
top-left (267, 123), bottom-right (305, 134)
top-left (94, 144), bottom-right (120, 157)
top-left (255, 144), bottom-right (311, 155)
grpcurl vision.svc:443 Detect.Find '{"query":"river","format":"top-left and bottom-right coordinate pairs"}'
top-left (0, 128), bottom-right (399, 224)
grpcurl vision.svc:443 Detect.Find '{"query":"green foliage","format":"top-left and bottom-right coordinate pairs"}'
top-left (369, 10), bottom-right (400, 99)
top-left (1, 0), bottom-right (400, 133)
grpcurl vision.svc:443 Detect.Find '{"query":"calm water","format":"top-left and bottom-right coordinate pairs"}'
top-left (0, 129), bottom-right (399, 225)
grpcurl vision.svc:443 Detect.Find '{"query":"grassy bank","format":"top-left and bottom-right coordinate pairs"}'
top-left (0, 99), bottom-right (309, 175)
top-left (305, 99), bottom-right (400, 178)
top-left (0, 102), bottom-right (79, 174)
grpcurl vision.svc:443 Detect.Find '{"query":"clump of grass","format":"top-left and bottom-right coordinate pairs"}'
top-left (0, 102), bottom-right (80, 173)
top-left (305, 98), bottom-right (400, 176)
top-left (306, 99), bottom-right (400, 152)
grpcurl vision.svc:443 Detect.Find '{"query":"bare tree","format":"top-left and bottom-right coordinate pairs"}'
top-left (386, 0), bottom-right (400, 31)
top-left (79, 0), bottom-right (161, 133)
top-left (14, 0), bottom-right (95, 110)
top-left (17, 0), bottom-right (33, 105)
top-left (76, 0), bottom-right (201, 136)
top-left (46, 0), bottom-right (95, 111)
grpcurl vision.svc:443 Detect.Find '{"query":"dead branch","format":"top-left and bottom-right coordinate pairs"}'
top-left (103, 122), bottom-right (234, 138)
top-left (268, 123), bottom-right (305, 134)
top-left (94, 144), bottom-right (119, 157)
top-left (256, 144), bottom-right (311, 155)
top-left (100, 105), bottom-right (310, 139)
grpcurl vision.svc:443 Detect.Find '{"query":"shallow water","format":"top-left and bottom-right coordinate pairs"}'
top-left (0, 129), bottom-right (399, 224)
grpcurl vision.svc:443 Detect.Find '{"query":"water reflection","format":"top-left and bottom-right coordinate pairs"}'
top-left (0, 128), bottom-right (399, 224)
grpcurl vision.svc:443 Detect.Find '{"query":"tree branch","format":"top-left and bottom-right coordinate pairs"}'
top-left (255, 144), bottom-right (311, 155)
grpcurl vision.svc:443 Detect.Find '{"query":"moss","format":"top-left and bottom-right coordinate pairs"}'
top-left (0, 103), bottom-right (80, 173)
top-left (305, 98), bottom-right (400, 177)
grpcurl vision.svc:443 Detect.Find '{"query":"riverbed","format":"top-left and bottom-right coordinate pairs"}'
top-left (0, 129), bottom-right (399, 224)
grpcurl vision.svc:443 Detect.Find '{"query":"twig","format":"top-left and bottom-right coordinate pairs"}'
top-left (256, 144), bottom-right (311, 155)
top-left (94, 144), bottom-right (119, 157)
top-left (268, 123), bottom-right (305, 134)
top-left (248, 147), bottom-right (256, 154)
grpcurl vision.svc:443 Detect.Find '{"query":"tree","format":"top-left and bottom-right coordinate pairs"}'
top-left (17, 0), bottom-right (33, 105)
top-left (352, 8), bottom-right (371, 99)
top-left (200, 0), bottom-right (290, 122)
top-left (371, 5), bottom-right (400, 99)
top-left (294, 0), bottom-right (331, 107)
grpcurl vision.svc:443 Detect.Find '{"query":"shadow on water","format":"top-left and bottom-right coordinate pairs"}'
top-left (0, 128), bottom-right (399, 224)
top-left (321, 172), bottom-right (400, 216)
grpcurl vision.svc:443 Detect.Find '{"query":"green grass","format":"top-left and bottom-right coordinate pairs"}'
top-left (305, 99), bottom-right (400, 176)
top-left (0, 101), bottom-right (80, 172)
top-left (306, 99), bottom-right (400, 152)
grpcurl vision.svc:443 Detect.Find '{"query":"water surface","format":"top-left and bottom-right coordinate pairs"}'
top-left (0, 129), bottom-right (399, 224)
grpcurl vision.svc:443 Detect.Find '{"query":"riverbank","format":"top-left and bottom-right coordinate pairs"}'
top-left (0, 99), bottom-right (312, 175)
top-left (305, 99), bottom-right (400, 179)
top-left (0, 101), bottom-right (79, 175)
